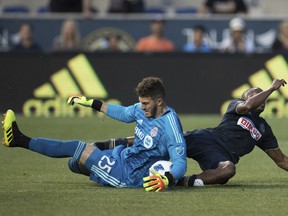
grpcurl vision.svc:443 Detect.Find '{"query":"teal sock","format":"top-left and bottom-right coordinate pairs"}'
top-left (29, 138), bottom-right (86, 159)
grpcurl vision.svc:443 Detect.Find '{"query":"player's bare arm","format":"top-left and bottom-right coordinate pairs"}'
top-left (266, 148), bottom-right (288, 171)
top-left (100, 102), bottom-right (108, 113)
top-left (236, 79), bottom-right (287, 114)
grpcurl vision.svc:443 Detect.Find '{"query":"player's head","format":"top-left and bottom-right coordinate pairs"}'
top-left (136, 77), bottom-right (166, 118)
top-left (229, 17), bottom-right (246, 42)
top-left (19, 23), bottom-right (33, 41)
top-left (241, 87), bottom-right (265, 113)
top-left (150, 15), bottom-right (165, 36)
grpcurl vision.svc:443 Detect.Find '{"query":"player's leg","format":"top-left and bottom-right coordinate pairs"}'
top-left (183, 161), bottom-right (236, 186)
top-left (69, 137), bottom-right (130, 175)
top-left (199, 161), bottom-right (236, 184)
top-left (68, 158), bottom-right (90, 176)
top-left (68, 142), bottom-right (97, 176)
top-left (182, 129), bottom-right (236, 186)
top-left (2, 109), bottom-right (86, 159)
top-left (78, 145), bottom-right (127, 187)
top-left (178, 151), bottom-right (236, 187)
top-left (2, 110), bottom-right (31, 148)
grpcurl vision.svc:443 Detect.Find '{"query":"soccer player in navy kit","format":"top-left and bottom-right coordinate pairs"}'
top-left (94, 79), bottom-right (288, 187)
top-left (2, 77), bottom-right (187, 192)
top-left (179, 79), bottom-right (288, 187)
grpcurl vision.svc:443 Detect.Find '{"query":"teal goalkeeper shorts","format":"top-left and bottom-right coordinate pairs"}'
top-left (84, 147), bottom-right (128, 188)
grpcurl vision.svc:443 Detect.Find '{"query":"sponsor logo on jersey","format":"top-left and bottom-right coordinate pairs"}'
top-left (150, 127), bottom-right (158, 137)
top-left (221, 55), bottom-right (288, 118)
top-left (175, 147), bottom-right (185, 156)
top-left (22, 54), bottom-right (121, 117)
top-left (143, 135), bottom-right (153, 149)
top-left (135, 126), bottom-right (145, 140)
top-left (237, 117), bottom-right (262, 140)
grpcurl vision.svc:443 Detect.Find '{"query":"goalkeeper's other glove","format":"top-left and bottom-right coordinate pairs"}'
top-left (143, 170), bottom-right (172, 192)
top-left (67, 94), bottom-right (93, 107)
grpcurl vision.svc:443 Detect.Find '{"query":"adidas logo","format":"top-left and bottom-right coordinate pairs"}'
top-left (221, 55), bottom-right (288, 118)
top-left (137, 119), bottom-right (143, 125)
top-left (23, 54), bottom-right (121, 117)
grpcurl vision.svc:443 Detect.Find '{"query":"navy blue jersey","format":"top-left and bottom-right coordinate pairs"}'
top-left (106, 103), bottom-right (187, 187)
top-left (211, 99), bottom-right (278, 162)
top-left (185, 99), bottom-right (278, 164)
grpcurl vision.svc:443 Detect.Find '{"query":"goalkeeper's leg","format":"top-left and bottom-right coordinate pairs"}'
top-left (2, 109), bottom-right (87, 160)
top-left (68, 158), bottom-right (90, 176)
top-left (2, 109), bottom-right (31, 148)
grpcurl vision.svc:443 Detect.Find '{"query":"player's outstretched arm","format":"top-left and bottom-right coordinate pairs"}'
top-left (237, 79), bottom-right (287, 114)
top-left (67, 94), bottom-right (108, 113)
top-left (266, 148), bottom-right (288, 171)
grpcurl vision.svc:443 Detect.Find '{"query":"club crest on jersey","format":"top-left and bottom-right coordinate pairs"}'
top-left (237, 117), bottom-right (262, 140)
top-left (176, 147), bottom-right (185, 156)
top-left (143, 135), bottom-right (153, 149)
top-left (260, 123), bottom-right (265, 133)
top-left (150, 127), bottom-right (158, 137)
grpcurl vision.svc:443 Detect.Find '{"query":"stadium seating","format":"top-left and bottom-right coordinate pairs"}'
top-left (144, 7), bottom-right (165, 14)
top-left (2, 5), bottom-right (30, 13)
top-left (37, 6), bottom-right (49, 13)
top-left (175, 7), bottom-right (198, 14)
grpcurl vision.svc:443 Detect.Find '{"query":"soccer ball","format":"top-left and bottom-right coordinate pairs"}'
top-left (149, 160), bottom-right (172, 176)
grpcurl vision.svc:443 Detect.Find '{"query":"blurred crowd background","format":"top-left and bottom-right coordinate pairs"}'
top-left (0, 0), bottom-right (287, 15)
top-left (0, 0), bottom-right (287, 53)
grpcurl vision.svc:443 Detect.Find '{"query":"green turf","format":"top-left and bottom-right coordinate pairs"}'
top-left (1, 114), bottom-right (288, 216)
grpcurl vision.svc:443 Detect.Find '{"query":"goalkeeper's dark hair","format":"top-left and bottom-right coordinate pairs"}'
top-left (135, 77), bottom-right (165, 100)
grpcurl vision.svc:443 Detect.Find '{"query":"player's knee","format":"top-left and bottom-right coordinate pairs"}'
top-left (68, 158), bottom-right (90, 176)
top-left (68, 158), bottom-right (82, 174)
top-left (79, 144), bottom-right (96, 165)
top-left (218, 161), bottom-right (236, 184)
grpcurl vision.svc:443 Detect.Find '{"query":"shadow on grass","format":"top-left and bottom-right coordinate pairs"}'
top-left (173, 182), bottom-right (288, 192)
top-left (41, 179), bottom-right (288, 192)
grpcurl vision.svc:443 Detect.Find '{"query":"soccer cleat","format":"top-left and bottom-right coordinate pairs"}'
top-left (2, 109), bottom-right (18, 147)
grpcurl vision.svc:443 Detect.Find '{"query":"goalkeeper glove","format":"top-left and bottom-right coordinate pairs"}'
top-left (67, 94), bottom-right (103, 111)
top-left (67, 94), bottom-right (93, 107)
top-left (143, 170), bottom-right (170, 192)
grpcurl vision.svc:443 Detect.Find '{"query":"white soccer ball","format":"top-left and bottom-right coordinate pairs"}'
top-left (149, 160), bottom-right (172, 176)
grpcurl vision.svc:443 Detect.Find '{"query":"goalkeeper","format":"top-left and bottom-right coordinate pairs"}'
top-left (3, 77), bottom-right (186, 192)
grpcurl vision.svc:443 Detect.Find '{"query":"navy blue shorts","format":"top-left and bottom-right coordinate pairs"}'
top-left (185, 129), bottom-right (233, 170)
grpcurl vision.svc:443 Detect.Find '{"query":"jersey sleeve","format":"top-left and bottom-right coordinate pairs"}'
top-left (164, 113), bottom-right (187, 181)
top-left (106, 103), bottom-right (137, 123)
top-left (256, 124), bottom-right (279, 151)
top-left (226, 99), bottom-right (244, 114)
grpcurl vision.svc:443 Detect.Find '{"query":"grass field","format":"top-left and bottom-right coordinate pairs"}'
top-left (1, 114), bottom-right (288, 216)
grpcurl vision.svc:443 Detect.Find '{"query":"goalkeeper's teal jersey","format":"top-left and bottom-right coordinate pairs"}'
top-left (106, 103), bottom-right (187, 187)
